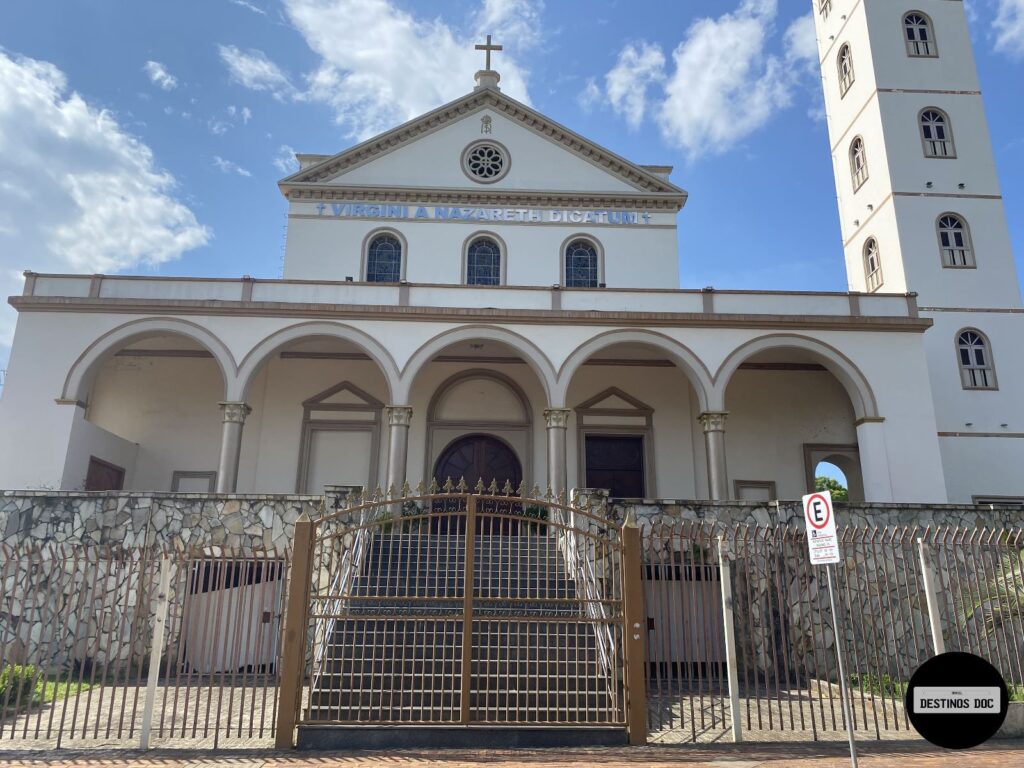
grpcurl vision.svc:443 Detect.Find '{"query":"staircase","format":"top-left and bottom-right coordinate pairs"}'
top-left (298, 528), bottom-right (626, 747)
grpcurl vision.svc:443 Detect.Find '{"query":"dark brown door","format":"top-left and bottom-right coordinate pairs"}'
top-left (585, 435), bottom-right (645, 499)
top-left (433, 434), bottom-right (522, 491)
top-left (85, 456), bottom-right (125, 491)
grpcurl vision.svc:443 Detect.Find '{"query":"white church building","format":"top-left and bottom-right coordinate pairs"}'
top-left (0, 0), bottom-right (1021, 505)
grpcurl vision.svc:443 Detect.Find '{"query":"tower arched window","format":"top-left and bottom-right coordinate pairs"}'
top-left (850, 137), bottom-right (868, 191)
top-left (863, 238), bottom-right (883, 292)
top-left (904, 12), bottom-right (937, 57)
top-left (838, 44), bottom-right (854, 96)
top-left (564, 239), bottom-right (600, 288)
top-left (819, 0), bottom-right (832, 19)
top-left (465, 236), bottom-right (502, 285)
top-left (957, 329), bottom-right (997, 389)
top-left (920, 108), bottom-right (955, 158)
top-left (364, 232), bottom-right (403, 282)
top-left (937, 214), bottom-right (975, 267)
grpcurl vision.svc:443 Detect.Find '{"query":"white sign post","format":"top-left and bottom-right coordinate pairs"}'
top-left (803, 491), bottom-right (858, 767)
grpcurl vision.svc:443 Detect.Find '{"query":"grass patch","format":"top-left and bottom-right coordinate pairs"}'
top-left (1009, 684), bottom-right (1024, 703)
top-left (847, 672), bottom-right (907, 699)
top-left (1, 666), bottom-right (98, 715)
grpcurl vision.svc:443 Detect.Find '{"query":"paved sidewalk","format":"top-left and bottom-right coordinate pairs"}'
top-left (1, 741), bottom-right (1023, 767)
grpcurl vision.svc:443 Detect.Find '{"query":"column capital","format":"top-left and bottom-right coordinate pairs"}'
top-left (386, 405), bottom-right (414, 427)
top-left (698, 411), bottom-right (729, 433)
top-left (543, 408), bottom-right (571, 429)
top-left (219, 401), bottom-right (252, 424)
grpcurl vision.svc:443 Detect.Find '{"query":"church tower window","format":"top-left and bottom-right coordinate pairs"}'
top-left (920, 109), bottom-right (955, 158)
top-left (465, 236), bottom-right (503, 285)
top-left (818, 0), bottom-right (831, 19)
top-left (863, 238), bottom-right (883, 292)
top-left (938, 214), bottom-right (975, 268)
top-left (364, 232), bottom-right (403, 282)
top-left (957, 329), bottom-right (997, 390)
top-left (564, 239), bottom-right (600, 288)
top-left (837, 44), bottom-right (854, 97)
top-left (904, 12), bottom-right (938, 57)
top-left (850, 137), bottom-right (868, 191)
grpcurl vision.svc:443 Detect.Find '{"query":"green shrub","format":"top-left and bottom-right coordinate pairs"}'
top-left (1009, 684), bottom-right (1024, 703)
top-left (847, 671), bottom-right (906, 699)
top-left (0, 664), bottom-right (37, 706)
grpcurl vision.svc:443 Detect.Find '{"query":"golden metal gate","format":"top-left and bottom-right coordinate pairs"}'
top-left (274, 483), bottom-right (647, 746)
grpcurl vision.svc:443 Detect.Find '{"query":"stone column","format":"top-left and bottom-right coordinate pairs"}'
top-left (544, 408), bottom-right (571, 496)
top-left (855, 418), bottom-right (894, 502)
top-left (385, 406), bottom-right (413, 494)
top-left (699, 412), bottom-right (730, 501)
top-left (216, 402), bottom-right (251, 493)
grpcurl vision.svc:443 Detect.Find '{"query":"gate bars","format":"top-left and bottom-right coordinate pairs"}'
top-left (642, 522), bottom-right (1024, 743)
top-left (274, 483), bottom-right (647, 746)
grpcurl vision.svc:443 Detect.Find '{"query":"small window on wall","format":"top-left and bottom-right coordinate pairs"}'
top-left (957, 329), bottom-right (997, 390)
top-left (938, 214), bottom-right (975, 267)
top-left (564, 239), bottom-right (599, 288)
top-left (850, 137), bottom-right (868, 191)
top-left (365, 232), bottom-right (402, 282)
top-left (904, 12), bottom-right (937, 57)
top-left (920, 109), bottom-right (955, 158)
top-left (584, 434), bottom-right (645, 499)
top-left (838, 44), bottom-right (854, 96)
top-left (819, 0), bottom-right (831, 19)
top-left (465, 236), bottom-right (502, 285)
top-left (863, 238), bottom-right (883, 292)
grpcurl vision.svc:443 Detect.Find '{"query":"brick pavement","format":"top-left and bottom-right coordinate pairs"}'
top-left (1, 741), bottom-right (1023, 767)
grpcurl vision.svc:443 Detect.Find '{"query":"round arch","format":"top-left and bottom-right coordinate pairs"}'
top-left (555, 329), bottom-right (713, 411)
top-left (62, 317), bottom-right (235, 403)
top-left (233, 321), bottom-right (401, 402)
top-left (397, 325), bottom-right (557, 405)
top-left (713, 334), bottom-right (880, 420)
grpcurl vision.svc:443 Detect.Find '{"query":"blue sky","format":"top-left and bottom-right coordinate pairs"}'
top-left (1, 0), bottom-right (1023, 377)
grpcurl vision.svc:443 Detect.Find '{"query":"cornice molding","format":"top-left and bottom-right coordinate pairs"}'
top-left (9, 296), bottom-right (934, 334)
top-left (279, 88), bottom-right (686, 202)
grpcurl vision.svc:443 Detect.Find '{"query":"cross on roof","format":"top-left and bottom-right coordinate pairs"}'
top-left (475, 34), bottom-right (503, 70)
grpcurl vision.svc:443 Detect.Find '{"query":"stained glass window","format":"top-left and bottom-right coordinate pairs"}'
top-left (565, 239), bottom-right (599, 288)
top-left (365, 234), bottom-right (402, 282)
top-left (466, 237), bottom-right (501, 285)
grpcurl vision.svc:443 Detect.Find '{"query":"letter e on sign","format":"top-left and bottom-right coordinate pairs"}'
top-left (803, 491), bottom-right (841, 565)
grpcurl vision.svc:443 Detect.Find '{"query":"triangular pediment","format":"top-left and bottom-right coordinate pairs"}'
top-left (280, 87), bottom-right (686, 204)
top-left (576, 387), bottom-right (653, 414)
top-left (303, 381), bottom-right (383, 409)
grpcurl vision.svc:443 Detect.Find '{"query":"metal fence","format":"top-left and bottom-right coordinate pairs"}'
top-left (0, 544), bottom-right (288, 748)
top-left (642, 523), bottom-right (1024, 744)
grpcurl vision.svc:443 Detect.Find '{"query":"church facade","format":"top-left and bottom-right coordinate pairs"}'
top-left (0, 0), bottom-right (1020, 505)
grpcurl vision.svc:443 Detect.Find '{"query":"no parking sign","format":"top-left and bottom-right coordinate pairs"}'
top-left (803, 491), bottom-right (840, 565)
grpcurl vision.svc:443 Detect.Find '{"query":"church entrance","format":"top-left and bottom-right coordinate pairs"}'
top-left (432, 434), bottom-right (523, 533)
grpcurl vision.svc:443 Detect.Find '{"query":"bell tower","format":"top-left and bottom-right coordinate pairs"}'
top-left (814, 0), bottom-right (1024, 502)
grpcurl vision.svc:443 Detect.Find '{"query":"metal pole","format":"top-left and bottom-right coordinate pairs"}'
top-left (460, 495), bottom-right (477, 725)
top-left (717, 536), bottom-right (742, 743)
top-left (621, 510), bottom-right (648, 745)
top-left (826, 564), bottom-right (858, 768)
top-left (917, 538), bottom-right (946, 655)
top-left (139, 554), bottom-right (172, 750)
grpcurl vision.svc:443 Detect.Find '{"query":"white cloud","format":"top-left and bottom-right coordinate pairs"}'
top-left (605, 42), bottom-right (666, 130)
top-left (577, 77), bottom-right (601, 112)
top-left (0, 50), bottom-right (209, 347)
top-left (783, 12), bottom-right (818, 67)
top-left (273, 144), bottom-right (299, 174)
top-left (213, 156), bottom-right (252, 176)
top-left (143, 60), bottom-right (178, 90)
top-left (994, 0), bottom-right (1024, 57)
top-left (220, 0), bottom-right (542, 141)
top-left (657, 0), bottom-right (802, 160)
top-left (229, 0), bottom-right (267, 15)
top-left (218, 44), bottom-right (295, 99)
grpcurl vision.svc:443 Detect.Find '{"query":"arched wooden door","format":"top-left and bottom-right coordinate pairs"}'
top-left (433, 434), bottom-right (523, 533)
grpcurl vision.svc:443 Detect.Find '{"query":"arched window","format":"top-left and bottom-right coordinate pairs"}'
top-left (819, 0), bottom-right (832, 19)
top-left (838, 44), bottom-right (854, 96)
top-left (365, 232), bottom-right (402, 282)
top-left (957, 329), bottom-right (997, 389)
top-left (564, 239), bottom-right (599, 288)
top-left (850, 137), bottom-right (868, 190)
top-left (937, 214), bottom-right (975, 267)
top-left (863, 238), bottom-right (883, 292)
top-left (904, 12), bottom-right (937, 57)
top-left (466, 236), bottom-right (502, 285)
top-left (920, 109), bottom-right (955, 157)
